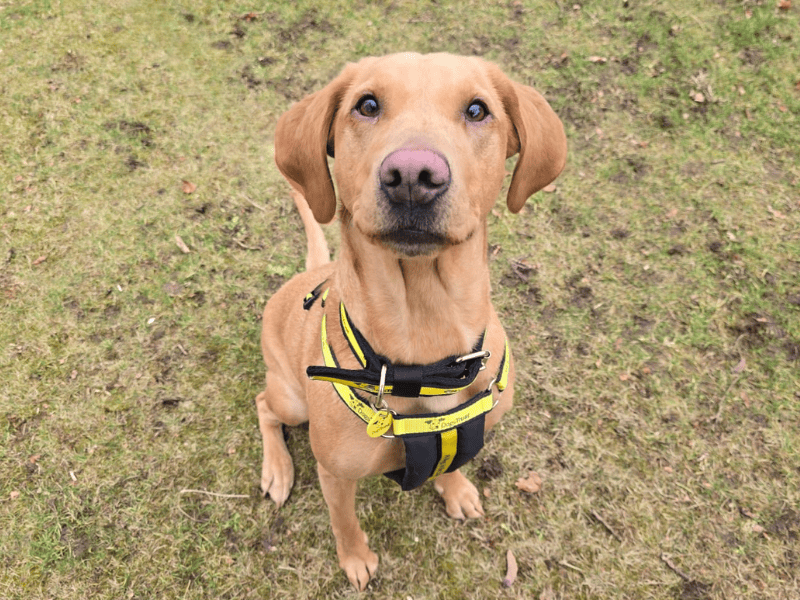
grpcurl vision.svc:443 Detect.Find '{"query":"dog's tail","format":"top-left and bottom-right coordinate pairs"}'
top-left (291, 187), bottom-right (331, 271)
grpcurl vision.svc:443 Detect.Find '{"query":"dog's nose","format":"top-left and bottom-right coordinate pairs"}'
top-left (379, 148), bottom-right (450, 206)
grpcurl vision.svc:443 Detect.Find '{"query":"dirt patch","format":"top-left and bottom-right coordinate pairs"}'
top-left (766, 508), bottom-right (800, 540)
top-left (475, 454), bottom-right (504, 481)
top-left (103, 120), bottom-right (154, 147)
top-left (672, 579), bottom-right (712, 600)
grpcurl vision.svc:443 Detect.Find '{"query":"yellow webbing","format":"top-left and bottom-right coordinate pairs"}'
top-left (339, 301), bottom-right (367, 368)
top-left (320, 313), bottom-right (374, 424)
top-left (390, 392), bottom-right (495, 436)
top-left (496, 337), bottom-right (510, 391)
top-left (317, 294), bottom-right (504, 439)
top-left (431, 429), bottom-right (458, 478)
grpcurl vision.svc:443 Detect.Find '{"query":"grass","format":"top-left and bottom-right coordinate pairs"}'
top-left (1, 0), bottom-right (798, 598)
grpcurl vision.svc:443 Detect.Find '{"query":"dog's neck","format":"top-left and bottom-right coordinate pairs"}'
top-left (335, 220), bottom-right (491, 365)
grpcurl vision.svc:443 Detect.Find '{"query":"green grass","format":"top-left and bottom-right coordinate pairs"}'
top-left (2, 1), bottom-right (799, 598)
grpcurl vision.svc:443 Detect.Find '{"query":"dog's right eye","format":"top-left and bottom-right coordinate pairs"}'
top-left (355, 95), bottom-right (380, 118)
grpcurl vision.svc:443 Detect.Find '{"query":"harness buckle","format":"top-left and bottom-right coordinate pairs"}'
top-left (367, 364), bottom-right (396, 439)
top-left (455, 349), bottom-right (491, 371)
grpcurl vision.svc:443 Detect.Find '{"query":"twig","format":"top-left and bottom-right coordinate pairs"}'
top-left (180, 489), bottom-right (250, 499)
top-left (711, 373), bottom-right (741, 423)
top-left (558, 560), bottom-right (584, 574)
top-left (659, 553), bottom-right (692, 582)
top-left (590, 509), bottom-right (622, 542)
top-left (177, 505), bottom-right (202, 522)
top-left (244, 196), bottom-right (267, 212)
top-left (233, 238), bottom-right (264, 251)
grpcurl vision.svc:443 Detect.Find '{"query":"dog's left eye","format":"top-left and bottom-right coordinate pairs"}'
top-left (465, 100), bottom-right (489, 122)
top-left (355, 95), bottom-right (380, 118)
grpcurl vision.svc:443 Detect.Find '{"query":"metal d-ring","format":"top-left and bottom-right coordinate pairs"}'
top-left (372, 363), bottom-right (389, 412)
top-left (372, 363), bottom-right (396, 439)
top-left (455, 349), bottom-right (491, 370)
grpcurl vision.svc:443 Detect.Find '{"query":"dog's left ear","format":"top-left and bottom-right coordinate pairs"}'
top-left (274, 62), bottom-right (362, 224)
top-left (490, 67), bottom-right (567, 213)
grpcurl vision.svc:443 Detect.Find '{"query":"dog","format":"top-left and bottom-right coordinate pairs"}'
top-left (256, 52), bottom-right (566, 590)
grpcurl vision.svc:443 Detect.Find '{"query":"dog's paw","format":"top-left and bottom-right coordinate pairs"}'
top-left (338, 534), bottom-right (379, 591)
top-left (433, 470), bottom-right (485, 520)
top-left (260, 430), bottom-right (295, 507)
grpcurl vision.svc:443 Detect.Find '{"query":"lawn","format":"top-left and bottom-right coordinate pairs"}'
top-left (1, 1), bottom-right (798, 598)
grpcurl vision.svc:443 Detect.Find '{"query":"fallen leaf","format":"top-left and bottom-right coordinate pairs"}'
top-left (619, 372), bottom-right (630, 381)
top-left (503, 549), bottom-right (518, 587)
top-left (175, 235), bottom-right (191, 254)
top-left (752, 523), bottom-right (765, 533)
top-left (777, 0), bottom-right (791, 10)
top-left (182, 180), bottom-right (197, 194)
top-left (767, 204), bottom-right (786, 219)
top-left (515, 471), bottom-right (543, 493)
top-left (10, 491), bottom-right (20, 500)
top-left (690, 91), bottom-right (705, 103)
top-left (29, 454), bottom-right (41, 464)
top-left (588, 56), bottom-right (608, 64)
top-left (32, 255), bottom-right (47, 266)
top-left (732, 358), bottom-right (746, 374)
top-left (542, 183), bottom-right (557, 193)
top-left (539, 587), bottom-right (556, 600)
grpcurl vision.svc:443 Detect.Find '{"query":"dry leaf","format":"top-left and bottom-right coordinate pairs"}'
top-left (182, 180), bottom-right (197, 194)
top-left (777, 0), bottom-right (791, 10)
top-left (515, 471), bottom-right (543, 493)
top-left (503, 549), bottom-right (518, 587)
top-left (766, 205), bottom-right (787, 219)
top-left (10, 491), bottom-right (21, 500)
top-left (175, 235), bottom-right (191, 254)
top-left (691, 91), bottom-right (705, 103)
top-left (32, 255), bottom-right (47, 266)
top-left (542, 183), bottom-right (557, 193)
top-left (588, 56), bottom-right (608, 64)
top-left (539, 587), bottom-right (556, 600)
top-left (619, 372), bottom-right (630, 381)
top-left (732, 358), bottom-right (746, 374)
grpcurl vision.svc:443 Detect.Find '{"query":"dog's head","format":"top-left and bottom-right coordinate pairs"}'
top-left (275, 53), bottom-right (567, 257)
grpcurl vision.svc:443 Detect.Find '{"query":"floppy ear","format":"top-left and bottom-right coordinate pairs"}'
top-left (491, 69), bottom-right (567, 213)
top-left (274, 64), bottom-right (359, 224)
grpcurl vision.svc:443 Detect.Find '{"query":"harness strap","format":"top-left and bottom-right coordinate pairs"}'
top-left (306, 286), bottom-right (510, 491)
top-left (307, 302), bottom-right (488, 398)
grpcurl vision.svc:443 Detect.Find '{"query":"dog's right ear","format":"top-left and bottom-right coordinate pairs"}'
top-left (274, 64), bottom-right (359, 224)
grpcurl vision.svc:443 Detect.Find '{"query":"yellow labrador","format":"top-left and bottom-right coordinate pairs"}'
top-left (256, 52), bottom-right (566, 589)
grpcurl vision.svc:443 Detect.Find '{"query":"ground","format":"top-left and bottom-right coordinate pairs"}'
top-left (1, 1), bottom-right (798, 598)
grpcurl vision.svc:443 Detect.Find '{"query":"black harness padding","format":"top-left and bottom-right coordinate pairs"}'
top-left (385, 412), bottom-right (486, 491)
top-left (306, 304), bottom-right (487, 398)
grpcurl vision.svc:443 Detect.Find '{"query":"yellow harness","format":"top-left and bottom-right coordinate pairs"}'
top-left (304, 285), bottom-right (510, 490)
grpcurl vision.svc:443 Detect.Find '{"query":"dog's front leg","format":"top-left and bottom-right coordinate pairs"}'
top-left (317, 462), bottom-right (378, 590)
top-left (433, 469), bottom-right (485, 520)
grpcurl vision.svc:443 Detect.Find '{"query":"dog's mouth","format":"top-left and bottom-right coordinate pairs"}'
top-left (372, 227), bottom-right (470, 257)
top-left (372, 228), bottom-right (448, 256)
